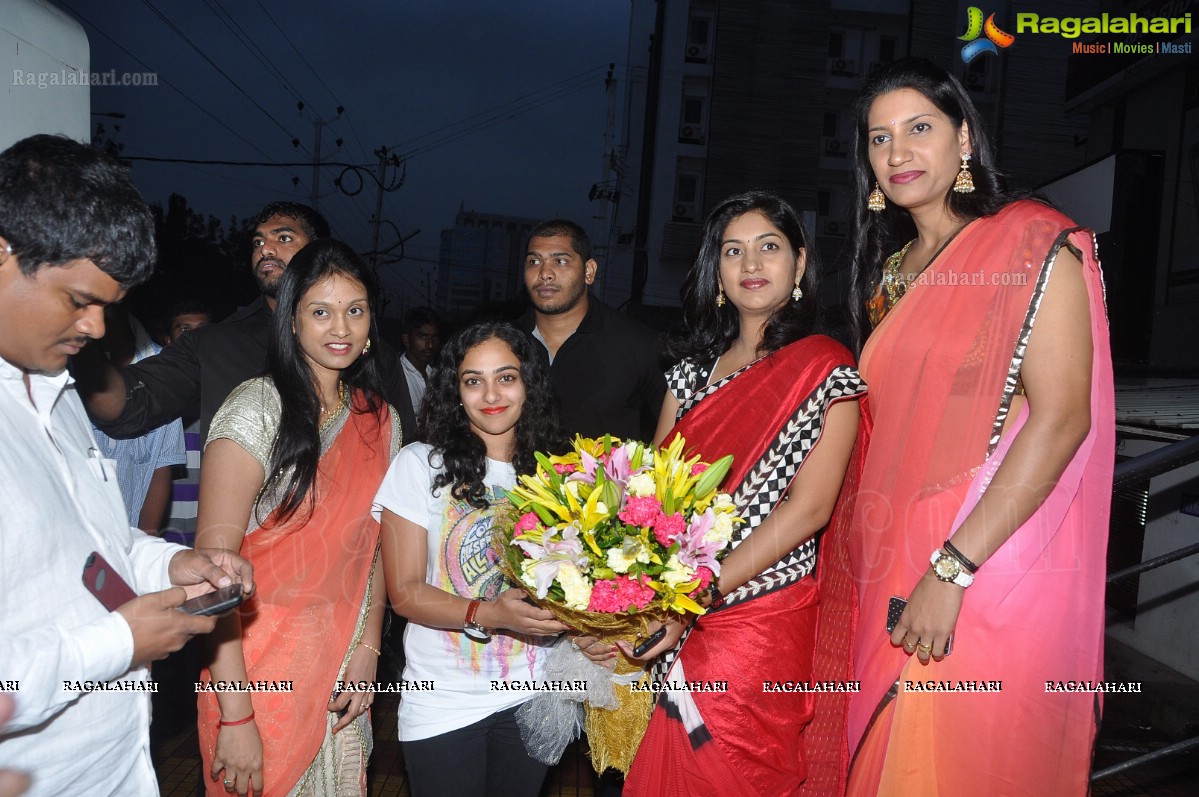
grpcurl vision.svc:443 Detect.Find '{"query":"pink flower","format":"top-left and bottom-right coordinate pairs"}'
top-left (587, 574), bottom-right (657, 613)
top-left (652, 511), bottom-right (686, 547)
top-left (513, 512), bottom-right (539, 536)
top-left (689, 566), bottom-right (714, 596)
top-left (619, 495), bottom-right (662, 527)
top-left (553, 463), bottom-right (578, 475)
top-left (691, 462), bottom-right (708, 476)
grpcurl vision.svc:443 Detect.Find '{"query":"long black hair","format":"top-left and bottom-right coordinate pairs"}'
top-left (260, 239), bottom-right (386, 524)
top-left (847, 57), bottom-right (1027, 350)
top-left (667, 189), bottom-right (821, 363)
top-left (421, 322), bottom-right (561, 509)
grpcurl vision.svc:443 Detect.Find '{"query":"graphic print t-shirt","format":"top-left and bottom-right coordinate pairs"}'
top-left (372, 442), bottom-right (551, 741)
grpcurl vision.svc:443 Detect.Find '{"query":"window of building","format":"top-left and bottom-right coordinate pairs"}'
top-left (879, 37), bottom-right (896, 64)
top-left (823, 112), bottom-right (839, 138)
top-left (673, 165), bottom-right (702, 223)
top-left (828, 31), bottom-right (844, 59)
top-left (686, 14), bottom-right (713, 63)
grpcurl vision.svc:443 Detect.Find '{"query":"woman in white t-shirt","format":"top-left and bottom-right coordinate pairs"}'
top-left (373, 321), bottom-right (569, 797)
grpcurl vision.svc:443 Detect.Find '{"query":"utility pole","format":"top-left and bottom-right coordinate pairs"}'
top-left (370, 146), bottom-right (389, 270)
top-left (294, 103), bottom-right (344, 213)
top-left (364, 148), bottom-right (407, 271)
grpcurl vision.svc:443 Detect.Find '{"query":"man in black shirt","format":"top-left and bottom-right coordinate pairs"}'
top-left (78, 202), bottom-right (415, 441)
top-left (516, 218), bottom-right (665, 442)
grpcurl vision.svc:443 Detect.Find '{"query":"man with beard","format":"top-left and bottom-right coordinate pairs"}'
top-left (516, 218), bottom-right (665, 442)
top-left (78, 201), bottom-right (415, 440)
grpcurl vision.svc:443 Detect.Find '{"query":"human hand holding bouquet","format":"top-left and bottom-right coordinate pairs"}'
top-left (493, 434), bottom-right (740, 773)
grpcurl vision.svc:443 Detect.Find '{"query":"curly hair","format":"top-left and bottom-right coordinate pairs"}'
top-left (667, 189), bottom-right (822, 362)
top-left (420, 322), bottom-right (562, 509)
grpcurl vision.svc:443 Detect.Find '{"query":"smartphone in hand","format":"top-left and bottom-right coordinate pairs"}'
top-left (632, 626), bottom-right (667, 657)
top-left (178, 583), bottom-right (246, 616)
top-left (886, 595), bottom-right (953, 655)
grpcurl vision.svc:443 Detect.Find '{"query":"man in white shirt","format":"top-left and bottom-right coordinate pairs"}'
top-left (399, 306), bottom-right (442, 427)
top-left (0, 134), bottom-right (254, 796)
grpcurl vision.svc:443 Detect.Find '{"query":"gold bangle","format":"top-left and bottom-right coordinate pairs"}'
top-left (359, 641), bottom-right (382, 657)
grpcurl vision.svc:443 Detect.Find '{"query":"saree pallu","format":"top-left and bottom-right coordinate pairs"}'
top-left (847, 200), bottom-right (1115, 796)
top-left (626, 335), bottom-right (867, 797)
top-left (199, 396), bottom-right (392, 796)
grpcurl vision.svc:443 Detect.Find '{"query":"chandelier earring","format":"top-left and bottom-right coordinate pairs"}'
top-left (362, 338), bottom-right (372, 356)
top-left (868, 183), bottom-right (886, 213)
top-left (792, 272), bottom-right (803, 301)
top-left (716, 279), bottom-right (726, 308)
top-left (954, 152), bottom-right (975, 194)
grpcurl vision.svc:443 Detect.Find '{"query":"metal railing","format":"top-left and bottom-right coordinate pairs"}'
top-left (1092, 432), bottom-right (1199, 784)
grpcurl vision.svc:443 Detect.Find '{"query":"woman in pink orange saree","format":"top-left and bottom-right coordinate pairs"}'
top-left (843, 59), bottom-right (1114, 796)
top-left (197, 241), bottom-right (399, 797)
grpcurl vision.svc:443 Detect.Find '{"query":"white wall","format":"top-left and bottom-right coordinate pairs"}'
top-left (1, 0), bottom-right (90, 150)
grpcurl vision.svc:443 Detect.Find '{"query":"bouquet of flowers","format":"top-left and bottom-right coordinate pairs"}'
top-left (493, 434), bottom-right (740, 773)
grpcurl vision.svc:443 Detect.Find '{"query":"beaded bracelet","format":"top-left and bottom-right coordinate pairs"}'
top-left (359, 642), bottom-right (382, 656)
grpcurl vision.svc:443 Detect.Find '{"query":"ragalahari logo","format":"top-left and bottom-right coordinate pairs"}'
top-left (958, 7), bottom-right (1016, 62)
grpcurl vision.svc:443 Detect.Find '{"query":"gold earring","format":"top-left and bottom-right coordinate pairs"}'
top-left (716, 280), bottom-right (726, 308)
top-left (362, 338), bottom-right (372, 355)
top-left (954, 152), bottom-right (975, 193)
top-left (792, 274), bottom-right (803, 302)
top-left (868, 183), bottom-right (886, 212)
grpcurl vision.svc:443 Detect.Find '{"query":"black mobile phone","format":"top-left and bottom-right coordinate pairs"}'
top-left (886, 595), bottom-right (953, 655)
top-left (179, 583), bottom-right (245, 616)
top-left (632, 626), bottom-right (667, 657)
top-left (885, 596), bottom-right (907, 634)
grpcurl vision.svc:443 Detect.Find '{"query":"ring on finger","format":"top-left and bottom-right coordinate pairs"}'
top-left (917, 643), bottom-right (933, 655)
top-left (902, 639), bottom-right (917, 653)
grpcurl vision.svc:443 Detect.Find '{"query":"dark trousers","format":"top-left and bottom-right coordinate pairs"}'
top-left (402, 704), bottom-right (549, 797)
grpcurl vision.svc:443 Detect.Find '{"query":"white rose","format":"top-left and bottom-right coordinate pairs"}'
top-left (607, 545), bottom-right (636, 574)
top-left (661, 554), bottom-right (696, 589)
top-left (626, 471), bottom-right (656, 497)
top-left (557, 563), bottom-right (593, 610)
top-left (705, 512), bottom-right (735, 544)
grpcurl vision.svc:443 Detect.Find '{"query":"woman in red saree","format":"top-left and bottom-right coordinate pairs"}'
top-left (196, 240), bottom-right (401, 796)
top-left (844, 59), bottom-right (1114, 795)
top-left (613, 190), bottom-right (866, 797)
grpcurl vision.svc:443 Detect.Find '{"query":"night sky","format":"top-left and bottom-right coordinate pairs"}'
top-left (58, 0), bottom-right (631, 309)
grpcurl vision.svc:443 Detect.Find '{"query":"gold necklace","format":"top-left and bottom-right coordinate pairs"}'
top-left (880, 222), bottom-right (971, 312)
top-left (880, 239), bottom-right (917, 309)
top-left (318, 382), bottom-right (347, 434)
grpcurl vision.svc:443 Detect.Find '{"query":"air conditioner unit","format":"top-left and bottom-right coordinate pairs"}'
top-left (829, 58), bottom-right (857, 76)
top-left (679, 124), bottom-right (705, 143)
top-left (820, 219), bottom-right (847, 237)
top-left (823, 137), bottom-right (849, 156)
top-left (674, 202), bottom-right (697, 221)
top-left (685, 44), bottom-right (710, 62)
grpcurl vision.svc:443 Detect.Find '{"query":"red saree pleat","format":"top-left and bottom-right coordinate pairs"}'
top-left (626, 335), bottom-right (866, 797)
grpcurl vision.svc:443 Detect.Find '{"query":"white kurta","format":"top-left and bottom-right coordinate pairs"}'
top-left (0, 355), bottom-right (186, 796)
